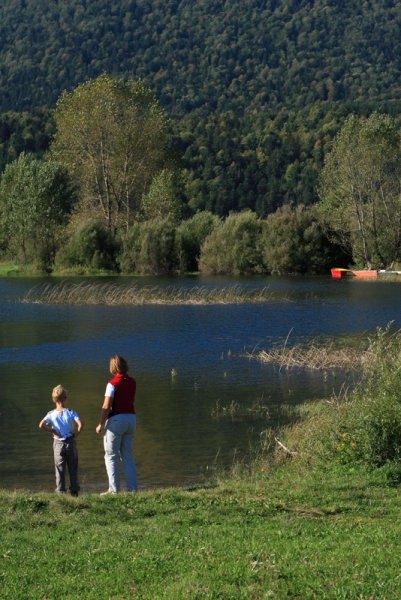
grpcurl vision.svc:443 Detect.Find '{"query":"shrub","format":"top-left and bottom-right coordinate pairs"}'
top-left (55, 220), bottom-right (118, 271)
top-left (119, 218), bottom-right (178, 275)
top-left (199, 210), bottom-right (265, 275)
top-left (263, 204), bottom-right (347, 275)
top-left (287, 326), bottom-right (401, 469)
top-left (340, 326), bottom-right (401, 466)
top-left (175, 211), bottom-right (220, 272)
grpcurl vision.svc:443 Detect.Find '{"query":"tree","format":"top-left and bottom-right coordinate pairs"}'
top-left (0, 152), bottom-right (75, 269)
top-left (318, 113), bottom-right (401, 269)
top-left (141, 168), bottom-right (182, 222)
top-left (51, 74), bottom-right (170, 234)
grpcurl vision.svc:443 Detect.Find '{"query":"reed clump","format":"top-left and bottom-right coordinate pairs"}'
top-left (248, 339), bottom-right (374, 371)
top-left (211, 396), bottom-right (270, 419)
top-left (23, 281), bottom-right (275, 305)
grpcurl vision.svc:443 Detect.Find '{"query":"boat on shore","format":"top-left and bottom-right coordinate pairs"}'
top-left (331, 267), bottom-right (401, 280)
top-left (352, 269), bottom-right (378, 279)
top-left (330, 268), bottom-right (352, 279)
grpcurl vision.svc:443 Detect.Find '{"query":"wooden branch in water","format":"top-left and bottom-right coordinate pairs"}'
top-left (275, 437), bottom-right (298, 457)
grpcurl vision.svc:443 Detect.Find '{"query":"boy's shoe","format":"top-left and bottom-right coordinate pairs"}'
top-left (71, 491), bottom-right (78, 497)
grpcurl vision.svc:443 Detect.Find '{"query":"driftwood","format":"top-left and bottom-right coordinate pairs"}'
top-left (275, 437), bottom-right (298, 457)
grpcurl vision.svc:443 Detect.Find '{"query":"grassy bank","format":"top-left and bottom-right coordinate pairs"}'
top-left (3, 328), bottom-right (401, 598)
top-left (1, 460), bottom-right (400, 599)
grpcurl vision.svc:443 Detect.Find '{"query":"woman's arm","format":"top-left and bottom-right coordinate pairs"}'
top-left (95, 396), bottom-right (113, 434)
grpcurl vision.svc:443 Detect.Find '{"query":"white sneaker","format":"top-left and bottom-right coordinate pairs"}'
top-left (100, 490), bottom-right (117, 495)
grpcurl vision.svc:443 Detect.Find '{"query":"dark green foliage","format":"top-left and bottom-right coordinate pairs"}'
top-left (119, 219), bottom-right (178, 275)
top-left (199, 210), bottom-right (265, 275)
top-left (0, 2), bottom-right (401, 216)
top-left (56, 221), bottom-right (119, 271)
top-left (263, 204), bottom-right (349, 274)
top-left (175, 211), bottom-right (220, 273)
top-left (0, 109), bottom-right (54, 173)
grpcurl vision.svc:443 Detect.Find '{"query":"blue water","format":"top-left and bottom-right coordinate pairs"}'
top-left (1, 275), bottom-right (401, 492)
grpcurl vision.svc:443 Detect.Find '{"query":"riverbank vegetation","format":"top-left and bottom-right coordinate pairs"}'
top-left (3, 328), bottom-right (401, 598)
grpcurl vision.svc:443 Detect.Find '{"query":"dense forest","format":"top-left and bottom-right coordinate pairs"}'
top-left (0, 0), bottom-right (400, 218)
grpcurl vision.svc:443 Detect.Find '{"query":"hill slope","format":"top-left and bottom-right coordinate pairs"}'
top-left (0, 0), bottom-right (400, 215)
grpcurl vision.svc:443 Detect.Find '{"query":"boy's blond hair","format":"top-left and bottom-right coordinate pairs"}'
top-left (52, 385), bottom-right (67, 403)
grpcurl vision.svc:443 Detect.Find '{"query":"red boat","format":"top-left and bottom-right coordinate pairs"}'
top-left (351, 270), bottom-right (378, 279)
top-left (330, 268), bottom-right (352, 279)
top-left (331, 268), bottom-right (378, 279)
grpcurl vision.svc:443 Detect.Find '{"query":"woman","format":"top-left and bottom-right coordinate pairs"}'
top-left (96, 355), bottom-right (137, 493)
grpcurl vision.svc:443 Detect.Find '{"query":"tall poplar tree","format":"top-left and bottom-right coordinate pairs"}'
top-left (51, 74), bottom-right (170, 233)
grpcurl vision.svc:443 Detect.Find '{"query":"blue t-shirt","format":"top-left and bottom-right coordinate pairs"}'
top-left (43, 408), bottom-right (80, 440)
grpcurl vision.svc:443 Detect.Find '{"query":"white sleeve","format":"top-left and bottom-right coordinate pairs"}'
top-left (105, 382), bottom-right (115, 398)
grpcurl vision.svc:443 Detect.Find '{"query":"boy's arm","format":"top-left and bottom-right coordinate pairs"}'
top-left (38, 418), bottom-right (60, 437)
top-left (75, 418), bottom-right (83, 436)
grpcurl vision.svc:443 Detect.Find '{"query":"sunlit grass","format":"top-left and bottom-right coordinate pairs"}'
top-left (22, 281), bottom-right (276, 305)
top-left (0, 262), bottom-right (21, 276)
top-left (2, 462), bottom-right (401, 599)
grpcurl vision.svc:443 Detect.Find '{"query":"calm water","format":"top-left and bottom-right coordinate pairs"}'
top-left (1, 275), bottom-right (401, 493)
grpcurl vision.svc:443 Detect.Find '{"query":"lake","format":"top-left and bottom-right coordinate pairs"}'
top-left (1, 274), bottom-right (400, 493)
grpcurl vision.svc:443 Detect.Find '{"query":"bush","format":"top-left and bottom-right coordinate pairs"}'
top-left (55, 220), bottom-right (118, 271)
top-left (263, 204), bottom-right (348, 275)
top-left (119, 218), bottom-right (178, 275)
top-left (175, 211), bottom-right (220, 272)
top-left (340, 326), bottom-right (401, 466)
top-left (288, 326), bottom-right (401, 469)
top-left (199, 210), bottom-right (265, 275)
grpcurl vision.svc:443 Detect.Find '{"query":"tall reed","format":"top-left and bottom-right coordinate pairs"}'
top-left (248, 338), bottom-right (374, 370)
top-left (23, 281), bottom-right (275, 305)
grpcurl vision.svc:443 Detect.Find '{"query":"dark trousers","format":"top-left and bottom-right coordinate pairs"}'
top-left (53, 438), bottom-right (79, 494)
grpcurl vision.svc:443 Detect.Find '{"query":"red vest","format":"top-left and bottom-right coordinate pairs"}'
top-left (108, 372), bottom-right (136, 417)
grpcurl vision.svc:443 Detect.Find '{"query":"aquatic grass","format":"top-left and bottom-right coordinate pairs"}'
top-left (211, 395), bottom-right (270, 419)
top-left (248, 337), bottom-right (374, 371)
top-left (22, 281), bottom-right (276, 305)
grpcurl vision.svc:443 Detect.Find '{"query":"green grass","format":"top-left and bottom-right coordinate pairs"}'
top-left (1, 460), bottom-right (400, 599)
top-left (0, 262), bottom-right (21, 276)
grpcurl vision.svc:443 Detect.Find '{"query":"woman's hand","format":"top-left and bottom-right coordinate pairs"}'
top-left (96, 424), bottom-right (103, 434)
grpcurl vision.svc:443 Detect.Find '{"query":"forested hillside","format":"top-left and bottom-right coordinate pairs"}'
top-left (0, 0), bottom-right (400, 216)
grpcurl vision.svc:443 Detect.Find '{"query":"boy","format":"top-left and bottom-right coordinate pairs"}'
top-left (39, 385), bottom-right (83, 496)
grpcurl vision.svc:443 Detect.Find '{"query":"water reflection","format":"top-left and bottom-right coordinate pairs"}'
top-left (1, 275), bottom-right (401, 492)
